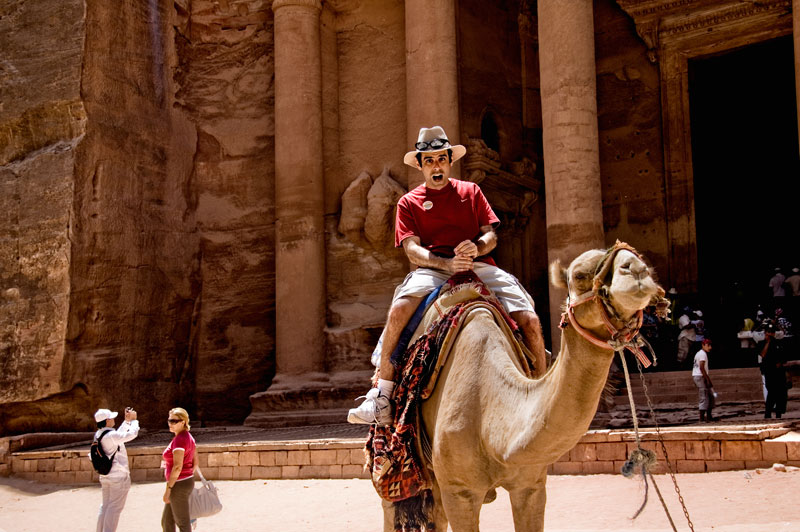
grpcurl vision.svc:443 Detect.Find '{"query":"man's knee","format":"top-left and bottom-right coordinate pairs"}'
top-left (513, 310), bottom-right (541, 332)
top-left (388, 296), bottom-right (422, 325)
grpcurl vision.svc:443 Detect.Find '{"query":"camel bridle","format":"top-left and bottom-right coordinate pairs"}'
top-left (559, 241), bottom-right (663, 368)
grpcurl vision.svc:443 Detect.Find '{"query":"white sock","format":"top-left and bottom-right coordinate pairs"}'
top-left (377, 379), bottom-right (396, 398)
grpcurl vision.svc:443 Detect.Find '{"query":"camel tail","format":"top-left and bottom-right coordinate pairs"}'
top-left (549, 259), bottom-right (568, 289)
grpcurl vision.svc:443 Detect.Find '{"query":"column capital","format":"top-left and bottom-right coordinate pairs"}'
top-left (272, 0), bottom-right (322, 12)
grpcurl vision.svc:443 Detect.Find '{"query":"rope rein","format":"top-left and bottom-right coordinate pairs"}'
top-left (559, 242), bottom-right (695, 531)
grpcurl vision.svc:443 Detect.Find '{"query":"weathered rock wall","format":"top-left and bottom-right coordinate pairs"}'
top-left (1, 0), bottom-right (278, 433)
top-left (595, 0), bottom-right (669, 277)
top-left (0, 0), bottom-right (86, 405)
top-left (173, 0), bottom-right (276, 423)
top-left (63, 0), bottom-right (199, 430)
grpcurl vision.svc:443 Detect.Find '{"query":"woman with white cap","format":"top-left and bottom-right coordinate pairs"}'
top-left (93, 406), bottom-right (139, 532)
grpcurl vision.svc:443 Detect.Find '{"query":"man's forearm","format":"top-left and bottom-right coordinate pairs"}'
top-left (405, 245), bottom-right (451, 270)
top-left (475, 231), bottom-right (497, 256)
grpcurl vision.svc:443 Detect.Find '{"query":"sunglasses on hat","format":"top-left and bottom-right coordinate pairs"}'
top-left (415, 138), bottom-right (450, 151)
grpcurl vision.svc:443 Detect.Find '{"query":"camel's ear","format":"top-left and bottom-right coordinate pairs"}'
top-left (549, 259), bottom-right (568, 289)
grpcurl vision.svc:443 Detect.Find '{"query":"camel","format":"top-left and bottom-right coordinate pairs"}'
top-left (381, 243), bottom-right (665, 531)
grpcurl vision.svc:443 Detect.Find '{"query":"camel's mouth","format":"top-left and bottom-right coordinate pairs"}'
top-left (612, 280), bottom-right (658, 309)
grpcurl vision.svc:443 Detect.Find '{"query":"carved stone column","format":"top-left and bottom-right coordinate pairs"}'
top-left (405, 0), bottom-right (461, 188)
top-left (537, 0), bottom-right (605, 351)
top-left (271, 0), bottom-right (326, 380)
top-left (795, 0), bottom-right (800, 155)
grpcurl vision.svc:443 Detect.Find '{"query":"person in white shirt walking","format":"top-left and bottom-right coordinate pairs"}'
top-left (692, 339), bottom-right (715, 422)
top-left (93, 407), bottom-right (140, 532)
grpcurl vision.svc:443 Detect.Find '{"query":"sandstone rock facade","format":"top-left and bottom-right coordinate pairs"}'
top-left (0, 0), bottom-right (86, 407)
top-left (3, 0), bottom-right (795, 432)
top-left (1, 0), bottom-right (276, 433)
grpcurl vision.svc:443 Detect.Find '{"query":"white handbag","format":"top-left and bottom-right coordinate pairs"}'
top-left (189, 469), bottom-right (222, 519)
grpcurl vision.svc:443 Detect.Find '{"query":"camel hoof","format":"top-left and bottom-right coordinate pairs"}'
top-left (483, 488), bottom-right (497, 504)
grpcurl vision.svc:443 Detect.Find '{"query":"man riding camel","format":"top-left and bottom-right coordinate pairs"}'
top-left (347, 126), bottom-right (548, 426)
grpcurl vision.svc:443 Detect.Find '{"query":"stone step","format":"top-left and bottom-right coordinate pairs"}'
top-left (615, 368), bottom-right (764, 406)
top-left (624, 368), bottom-right (762, 387)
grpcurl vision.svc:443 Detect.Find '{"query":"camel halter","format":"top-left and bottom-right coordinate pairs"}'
top-left (559, 242), bottom-right (694, 532)
top-left (558, 241), bottom-right (661, 368)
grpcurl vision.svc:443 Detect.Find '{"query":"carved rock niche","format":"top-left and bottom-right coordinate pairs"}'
top-left (461, 136), bottom-right (541, 232)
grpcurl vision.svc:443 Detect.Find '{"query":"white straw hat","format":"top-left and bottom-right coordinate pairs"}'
top-left (403, 126), bottom-right (466, 168)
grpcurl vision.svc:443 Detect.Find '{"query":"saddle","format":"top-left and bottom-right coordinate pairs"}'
top-left (365, 271), bottom-right (534, 531)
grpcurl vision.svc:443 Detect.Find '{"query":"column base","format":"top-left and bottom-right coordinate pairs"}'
top-left (245, 370), bottom-right (373, 428)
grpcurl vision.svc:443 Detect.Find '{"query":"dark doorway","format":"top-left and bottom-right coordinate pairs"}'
top-left (689, 35), bottom-right (800, 364)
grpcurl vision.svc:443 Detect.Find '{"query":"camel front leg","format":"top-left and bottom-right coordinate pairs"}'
top-left (431, 479), bottom-right (449, 531)
top-left (439, 488), bottom-right (483, 532)
top-left (508, 479), bottom-right (547, 532)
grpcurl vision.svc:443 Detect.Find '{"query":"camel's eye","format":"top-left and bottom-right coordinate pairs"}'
top-left (574, 272), bottom-right (587, 280)
top-left (620, 261), bottom-right (632, 272)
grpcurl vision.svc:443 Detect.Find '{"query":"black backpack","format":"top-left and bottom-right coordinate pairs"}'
top-left (90, 429), bottom-right (118, 475)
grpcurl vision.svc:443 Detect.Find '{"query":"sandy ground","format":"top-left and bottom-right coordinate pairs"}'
top-left (1, 468), bottom-right (798, 532)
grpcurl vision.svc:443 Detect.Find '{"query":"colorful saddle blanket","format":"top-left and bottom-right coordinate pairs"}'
top-left (365, 271), bottom-right (530, 531)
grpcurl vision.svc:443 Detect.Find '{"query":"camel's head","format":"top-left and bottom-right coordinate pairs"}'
top-left (603, 249), bottom-right (661, 316)
top-left (550, 242), bottom-right (666, 321)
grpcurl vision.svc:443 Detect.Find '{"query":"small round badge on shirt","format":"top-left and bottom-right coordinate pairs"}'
top-left (423, 201), bottom-right (433, 211)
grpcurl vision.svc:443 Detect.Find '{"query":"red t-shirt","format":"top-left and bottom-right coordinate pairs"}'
top-left (163, 430), bottom-right (196, 481)
top-left (395, 179), bottom-right (499, 266)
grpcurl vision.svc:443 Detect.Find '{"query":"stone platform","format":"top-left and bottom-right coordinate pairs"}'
top-left (3, 366), bottom-right (798, 484)
top-left (3, 422), bottom-right (800, 485)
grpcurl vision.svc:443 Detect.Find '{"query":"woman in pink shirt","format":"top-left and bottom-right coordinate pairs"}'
top-left (161, 407), bottom-right (197, 532)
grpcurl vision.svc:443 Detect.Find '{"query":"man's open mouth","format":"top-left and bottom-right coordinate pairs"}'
top-left (432, 174), bottom-right (444, 181)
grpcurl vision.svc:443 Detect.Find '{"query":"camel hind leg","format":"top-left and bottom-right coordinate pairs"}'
top-left (381, 499), bottom-right (394, 532)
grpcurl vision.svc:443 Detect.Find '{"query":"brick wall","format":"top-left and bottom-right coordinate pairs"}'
top-left (8, 428), bottom-right (800, 484)
top-left (9, 441), bottom-right (371, 484)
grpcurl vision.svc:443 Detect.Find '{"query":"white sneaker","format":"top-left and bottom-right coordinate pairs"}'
top-left (347, 387), bottom-right (393, 426)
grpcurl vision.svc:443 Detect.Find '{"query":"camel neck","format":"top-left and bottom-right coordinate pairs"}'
top-left (509, 326), bottom-right (616, 463)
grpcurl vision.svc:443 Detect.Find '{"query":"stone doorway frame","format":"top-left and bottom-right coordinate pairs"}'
top-left (617, 0), bottom-right (793, 292)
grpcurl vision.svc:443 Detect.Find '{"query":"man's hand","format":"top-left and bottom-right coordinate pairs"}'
top-left (448, 254), bottom-right (474, 273)
top-left (454, 239), bottom-right (479, 259)
top-left (124, 408), bottom-right (137, 421)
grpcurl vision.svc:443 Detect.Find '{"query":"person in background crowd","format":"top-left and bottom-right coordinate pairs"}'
top-left (786, 267), bottom-right (800, 297)
top-left (692, 309), bottom-right (706, 344)
top-left (769, 267), bottom-right (786, 297)
top-left (692, 339), bottom-right (715, 422)
top-left (759, 321), bottom-right (788, 419)
top-left (737, 314), bottom-right (758, 368)
top-left (94, 407), bottom-right (139, 532)
top-left (676, 306), bottom-right (696, 368)
top-left (162, 407), bottom-right (197, 532)
top-left (774, 308), bottom-right (793, 337)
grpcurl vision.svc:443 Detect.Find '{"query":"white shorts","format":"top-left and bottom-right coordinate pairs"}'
top-left (370, 263), bottom-right (536, 367)
top-left (392, 262), bottom-right (535, 315)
